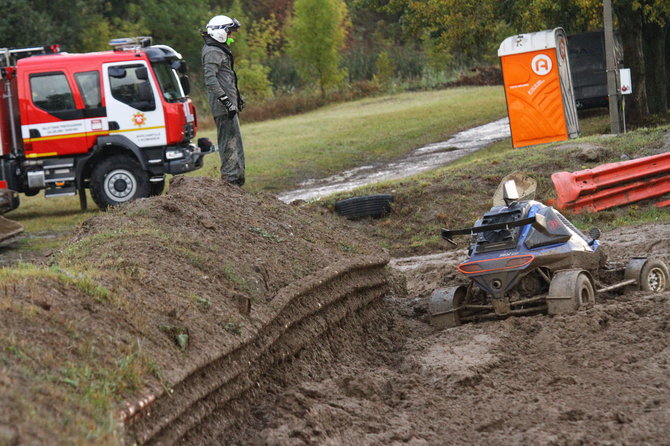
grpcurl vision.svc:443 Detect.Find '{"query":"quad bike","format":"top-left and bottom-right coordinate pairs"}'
top-left (429, 175), bottom-right (669, 329)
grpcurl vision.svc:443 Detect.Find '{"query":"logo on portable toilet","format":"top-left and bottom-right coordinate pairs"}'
top-left (531, 54), bottom-right (553, 76)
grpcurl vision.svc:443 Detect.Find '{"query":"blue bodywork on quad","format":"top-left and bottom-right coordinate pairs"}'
top-left (441, 200), bottom-right (600, 300)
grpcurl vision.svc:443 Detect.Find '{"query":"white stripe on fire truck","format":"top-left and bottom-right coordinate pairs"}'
top-left (109, 126), bottom-right (166, 134)
top-left (23, 125), bottom-right (166, 143)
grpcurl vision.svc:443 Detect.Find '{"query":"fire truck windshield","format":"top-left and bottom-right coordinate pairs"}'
top-left (152, 62), bottom-right (185, 102)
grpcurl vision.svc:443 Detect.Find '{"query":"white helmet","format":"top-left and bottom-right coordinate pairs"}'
top-left (206, 15), bottom-right (241, 43)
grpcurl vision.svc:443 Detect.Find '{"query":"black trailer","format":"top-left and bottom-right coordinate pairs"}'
top-left (567, 31), bottom-right (622, 110)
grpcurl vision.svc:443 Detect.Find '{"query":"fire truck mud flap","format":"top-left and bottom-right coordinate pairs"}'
top-left (0, 216), bottom-right (23, 243)
top-left (0, 190), bottom-right (23, 242)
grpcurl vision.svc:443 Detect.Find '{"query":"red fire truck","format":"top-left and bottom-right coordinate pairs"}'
top-left (0, 37), bottom-right (212, 211)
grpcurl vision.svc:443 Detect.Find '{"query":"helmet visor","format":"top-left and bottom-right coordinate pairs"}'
top-left (207, 18), bottom-right (241, 33)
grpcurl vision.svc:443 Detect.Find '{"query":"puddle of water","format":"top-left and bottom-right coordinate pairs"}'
top-left (277, 118), bottom-right (510, 203)
top-left (389, 252), bottom-right (462, 272)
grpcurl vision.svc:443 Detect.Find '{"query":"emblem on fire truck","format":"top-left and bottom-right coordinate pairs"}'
top-left (132, 112), bottom-right (147, 127)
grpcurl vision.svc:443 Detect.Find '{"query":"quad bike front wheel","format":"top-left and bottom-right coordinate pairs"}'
top-left (624, 257), bottom-right (670, 293)
top-left (546, 270), bottom-right (595, 315)
top-left (639, 259), bottom-right (669, 292)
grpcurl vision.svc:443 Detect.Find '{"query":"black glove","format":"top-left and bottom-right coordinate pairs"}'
top-left (218, 95), bottom-right (238, 119)
top-left (238, 97), bottom-right (245, 112)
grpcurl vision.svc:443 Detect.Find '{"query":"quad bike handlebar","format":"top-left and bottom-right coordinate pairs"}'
top-left (440, 216), bottom-right (538, 245)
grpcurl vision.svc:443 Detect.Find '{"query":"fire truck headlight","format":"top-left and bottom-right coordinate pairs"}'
top-left (165, 149), bottom-right (185, 160)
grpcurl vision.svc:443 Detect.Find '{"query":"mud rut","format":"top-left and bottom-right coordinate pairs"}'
top-left (126, 222), bottom-right (670, 445)
top-left (124, 257), bottom-right (390, 445)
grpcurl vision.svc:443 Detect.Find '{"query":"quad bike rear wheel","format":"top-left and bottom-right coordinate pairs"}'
top-left (546, 270), bottom-right (594, 315)
top-left (429, 285), bottom-right (468, 329)
top-left (574, 273), bottom-right (595, 307)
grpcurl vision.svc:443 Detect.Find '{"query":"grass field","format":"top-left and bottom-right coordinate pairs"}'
top-left (198, 86), bottom-right (507, 191)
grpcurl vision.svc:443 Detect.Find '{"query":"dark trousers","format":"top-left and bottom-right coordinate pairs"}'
top-left (215, 114), bottom-right (245, 185)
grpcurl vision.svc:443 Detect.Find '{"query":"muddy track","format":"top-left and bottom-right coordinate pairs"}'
top-left (3, 174), bottom-right (667, 445)
top-left (124, 222), bottom-right (670, 445)
top-left (124, 256), bottom-right (390, 445)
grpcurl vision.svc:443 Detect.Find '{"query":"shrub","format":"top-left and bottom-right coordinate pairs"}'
top-left (237, 59), bottom-right (274, 101)
top-left (372, 50), bottom-right (395, 87)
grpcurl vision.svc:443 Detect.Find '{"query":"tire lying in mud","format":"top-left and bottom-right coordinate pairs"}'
top-left (335, 194), bottom-right (393, 220)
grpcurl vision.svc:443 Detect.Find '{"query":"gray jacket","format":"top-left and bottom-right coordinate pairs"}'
top-left (202, 36), bottom-right (240, 118)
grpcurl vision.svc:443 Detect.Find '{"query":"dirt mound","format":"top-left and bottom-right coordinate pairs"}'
top-left (0, 176), bottom-right (391, 445)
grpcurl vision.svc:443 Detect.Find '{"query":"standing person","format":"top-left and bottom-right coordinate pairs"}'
top-left (201, 15), bottom-right (246, 186)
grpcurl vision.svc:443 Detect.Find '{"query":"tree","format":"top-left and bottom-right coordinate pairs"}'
top-left (640, 3), bottom-right (670, 114)
top-left (287, 0), bottom-right (349, 96)
top-left (405, 0), bottom-right (511, 66)
top-left (666, 24), bottom-right (670, 107)
top-left (141, 0), bottom-right (210, 72)
top-left (245, 0), bottom-right (294, 26)
top-left (226, 2), bottom-right (280, 101)
top-left (498, 0), bottom-right (601, 33)
top-left (354, 0), bottom-right (510, 66)
top-left (612, 0), bottom-right (670, 121)
top-left (373, 50), bottom-right (395, 86)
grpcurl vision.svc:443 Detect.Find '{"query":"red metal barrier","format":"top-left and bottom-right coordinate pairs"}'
top-left (552, 152), bottom-right (670, 213)
top-left (560, 175), bottom-right (670, 213)
top-left (551, 151), bottom-right (670, 204)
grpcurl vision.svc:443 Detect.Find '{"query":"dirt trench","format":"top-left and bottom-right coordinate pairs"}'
top-left (126, 259), bottom-right (392, 445)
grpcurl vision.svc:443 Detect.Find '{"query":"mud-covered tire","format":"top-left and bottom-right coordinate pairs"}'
top-left (334, 194), bottom-right (393, 220)
top-left (90, 155), bottom-right (150, 210)
top-left (149, 179), bottom-right (166, 196)
top-left (574, 273), bottom-right (595, 308)
top-left (547, 270), bottom-right (594, 315)
top-left (639, 259), bottom-right (669, 292)
top-left (429, 286), bottom-right (466, 329)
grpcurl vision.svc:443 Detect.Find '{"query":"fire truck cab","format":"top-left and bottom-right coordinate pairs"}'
top-left (0, 37), bottom-right (212, 211)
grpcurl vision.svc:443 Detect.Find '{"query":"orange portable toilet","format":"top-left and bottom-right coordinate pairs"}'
top-left (498, 27), bottom-right (579, 148)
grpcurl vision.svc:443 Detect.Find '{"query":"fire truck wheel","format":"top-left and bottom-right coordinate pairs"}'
top-left (149, 179), bottom-right (165, 196)
top-left (90, 156), bottom-right (150, 209)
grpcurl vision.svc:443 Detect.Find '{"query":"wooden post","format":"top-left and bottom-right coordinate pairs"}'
top-left (604, 0), bottom-right (622, 134)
